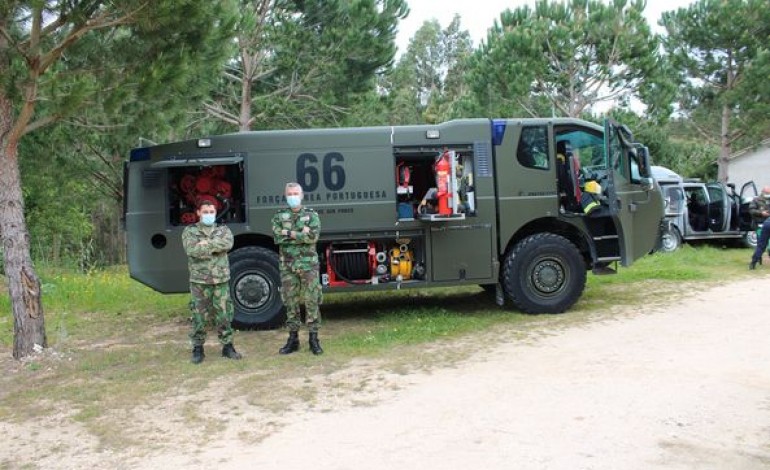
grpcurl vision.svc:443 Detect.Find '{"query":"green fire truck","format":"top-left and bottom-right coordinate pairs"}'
top-left (124, 118), bottom-right (663, 328)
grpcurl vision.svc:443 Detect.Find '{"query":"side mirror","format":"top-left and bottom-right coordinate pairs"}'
top-left (640, 177), bottom-right (654, 191)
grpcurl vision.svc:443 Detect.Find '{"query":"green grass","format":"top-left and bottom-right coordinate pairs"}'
top-left (0, 245), bottom-right (765, 451)
top-left (0, 266), bottom-right (186, 346)
top-left (592, 244), bottom-right (738, 283)
top-left (0, 245), bottom-right (759, 355)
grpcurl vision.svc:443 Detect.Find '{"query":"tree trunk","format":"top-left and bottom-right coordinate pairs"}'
top-left (0, 95), bottom-right (47, 359)
top-left (717, 102), bottom-right (731, 183)
top-left (239, 50), bottom-right (254, 132)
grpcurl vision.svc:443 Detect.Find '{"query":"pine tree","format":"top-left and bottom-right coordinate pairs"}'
top-left (0, 1), bottom-right (237, 359)
top-left (661, 0), bottom-right (770, 182)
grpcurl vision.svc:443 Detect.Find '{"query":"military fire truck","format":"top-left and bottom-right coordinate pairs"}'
top-left (125, 118), bottom-right (663, 328)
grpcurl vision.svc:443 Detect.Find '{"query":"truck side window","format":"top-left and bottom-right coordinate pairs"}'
top-left (517, 126), bottom-right (549, 170)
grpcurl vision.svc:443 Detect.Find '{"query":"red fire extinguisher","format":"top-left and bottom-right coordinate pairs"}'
top-left (435, 151), bottom-right (451, 216)
top-left (396, 162), bottom-right (411, 189)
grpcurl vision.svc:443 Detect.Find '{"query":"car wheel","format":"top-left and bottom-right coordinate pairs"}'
top-left (741, 230), bottom-right (758, 249)
top-left (658, 226), bottom-right (682, 253)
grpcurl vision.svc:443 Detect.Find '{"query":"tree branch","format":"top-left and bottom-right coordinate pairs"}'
top-left (689, 119), bottom-right (718, 144)
top-left (0, 25), bottom-right (32, 64)
top-left (203, 102), bottom-right (241, 126)
top-left (84, 141), bottom-right (123, 181)
top-left (39, 4), bottom-right (149, 72)
top-left (515, 97), bottom-right (540, 118)
top-left (23, 114), bottom-right (60, 134)
top-left (727, 129), bottom-right (746, 146)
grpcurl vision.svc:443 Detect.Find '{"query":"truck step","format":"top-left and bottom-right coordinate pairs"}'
top-left (592, 265), bottom-right (617, 275)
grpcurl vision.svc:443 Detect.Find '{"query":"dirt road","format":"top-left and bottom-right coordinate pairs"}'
top-left (132, 277), bottom-right (770, 470)
top-left (5, 278), bottom-right (770, 469)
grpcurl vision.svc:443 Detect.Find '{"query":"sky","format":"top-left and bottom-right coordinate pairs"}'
top-left (396, 0), bottom-right (697, 53)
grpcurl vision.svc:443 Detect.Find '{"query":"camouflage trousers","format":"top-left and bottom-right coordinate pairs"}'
top-left (280, 263), bottom-right (322, 332)
top-left (189, 282), bottom-right (234, 347)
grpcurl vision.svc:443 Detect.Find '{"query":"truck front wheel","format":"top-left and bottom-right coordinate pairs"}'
top-left (502, 233), bottom-right (586, 314)
top-left (229, 246), bottom-right (285, 329)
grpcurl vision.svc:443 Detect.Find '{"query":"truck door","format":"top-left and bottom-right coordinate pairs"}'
top-left (705, 182), bottom-right (730, 232)
top-left (603, 120), bottom-right (663, 265)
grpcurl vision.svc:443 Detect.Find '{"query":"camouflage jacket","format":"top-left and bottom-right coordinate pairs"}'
top-left (749, 196), bottom-right (770, 222)
top-left (182, 223), bottom-right (234, 284)
top-left (271, 206), bottom-right (321, 269)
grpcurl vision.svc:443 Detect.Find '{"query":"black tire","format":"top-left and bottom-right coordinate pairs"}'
top-left (741, 230), bottom-right (758, 249)
top-left (502, 233), bottom-right (586, 314)
top-left (229, 246), bottom-right (285, 329)
top-left (658, 225), bottom-right (682, 253)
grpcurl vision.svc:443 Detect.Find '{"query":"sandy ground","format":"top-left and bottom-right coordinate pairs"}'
top-left (4, 278), bottom-right (770, 469)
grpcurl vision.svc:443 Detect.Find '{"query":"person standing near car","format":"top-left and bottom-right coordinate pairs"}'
top-left (182, 199), bottom-right (243, 363)
top-left (272, 182), bottom-right (323, 355)
top-left (749, 187), bottom-right (770, 270)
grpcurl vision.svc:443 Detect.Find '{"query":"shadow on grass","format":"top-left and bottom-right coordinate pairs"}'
top-left (320, 287), bottom-right (503, 322)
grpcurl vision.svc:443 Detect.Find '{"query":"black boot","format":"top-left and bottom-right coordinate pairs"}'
top-left (309, 332), bottom-right (323, 356)
top-left (279, 331), bottom-right (300, 355)
top-left (750, 259), bottom-right (757, 270)
top-left (191, 345), bottom-right (205, 364)
top-left (222, 343), bottom-right (242, 360)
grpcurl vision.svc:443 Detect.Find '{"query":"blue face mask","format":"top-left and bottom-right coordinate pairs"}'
top-left (287, 195), bottom-right (302, 209)
top-left (200, 213), bottom-right (216, 226)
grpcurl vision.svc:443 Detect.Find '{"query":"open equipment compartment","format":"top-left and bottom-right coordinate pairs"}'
top-left (167, 163), bottom-right (246, 226)
top-left (393, 145), bottom-right (475, 222)
top-left (318, 237), bottom-right (426, 287)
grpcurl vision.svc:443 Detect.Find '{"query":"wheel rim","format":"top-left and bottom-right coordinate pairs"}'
top-left (747, 231), bottom-right (758, 247)
top-left (234, 272), bottom-right (274, 312)
top-left (528, 256), bottom-right (567, 297)
top-left (661, 230), bottom-right (678, 251)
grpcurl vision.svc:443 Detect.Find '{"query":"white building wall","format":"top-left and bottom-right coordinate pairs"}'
top-left (727, 145), bottom-right (770, 191)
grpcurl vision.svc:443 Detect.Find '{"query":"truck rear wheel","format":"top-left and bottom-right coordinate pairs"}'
top-left (229, 246), bottom-right (285, 329)
top-left (502, 233), bottom-right (586, 314)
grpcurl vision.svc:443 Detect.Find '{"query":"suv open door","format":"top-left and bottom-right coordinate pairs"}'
top-left (738, 181), bottom-right (759, 236)
top-left (705, 182), bottom-right (730, 232)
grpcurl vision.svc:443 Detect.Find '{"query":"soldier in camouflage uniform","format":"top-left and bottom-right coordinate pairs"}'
top-left (749, 186), bottom-right (770, 270)
top-left (182, 200), bottom-right (243, 363)
top-left (272, 182), bottom-right (323, 355)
